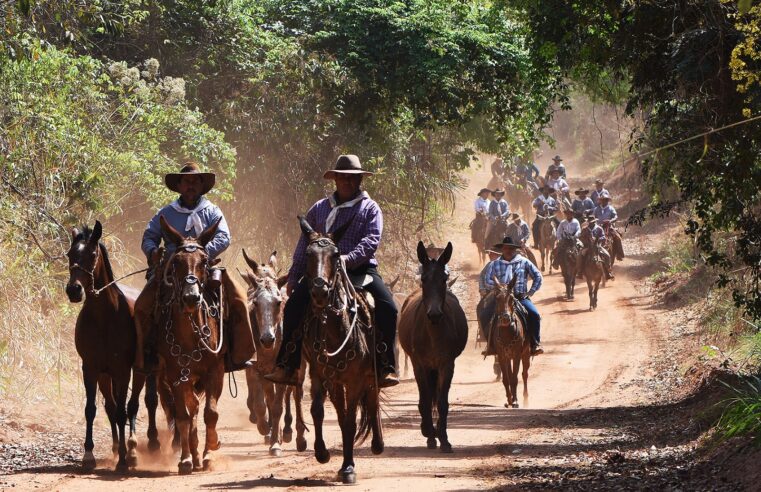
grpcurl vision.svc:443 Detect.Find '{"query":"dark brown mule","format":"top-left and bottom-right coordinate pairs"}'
top-left (556, 236), bottom-right (580, 300)
top-left (296, 216), bottom-right (384, 484)
top-left (536, 214), bottom-right (556, 273)
top-left (484, 215), bottom-right (509, 255)
top-left (240, 250), bottom-right (307, 457)
top-left (66, 221), bottom-right (161, 471)
top-left (491, 276), bottom-right (531, 408)
top-left (579, 228), bottom-right (606, 311)
top-left (155, 216), bottom-right (226, 475)
top-left (398, 242), bottom-right (467, 453)
top-left (470, 213), bottom-right (488, 265)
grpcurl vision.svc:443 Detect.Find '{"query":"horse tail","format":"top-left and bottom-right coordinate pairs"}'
top-left (354, 390), bottom-right (372, 445)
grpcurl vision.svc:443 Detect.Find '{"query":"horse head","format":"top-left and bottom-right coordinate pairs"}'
top-left (241, 249), bottom-right (283, 349)
top-left (160, 215), bottom-right (220, 312)
top-left (66, 220), bottom-right (107, 302)
top-left (416, 240), bottom-right (453, 324)
top-left (492, 275), bottom-right (518, 331)
top-left (299, 215), bottom-right (350, 310)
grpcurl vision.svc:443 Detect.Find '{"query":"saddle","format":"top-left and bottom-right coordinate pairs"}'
top-left (348, 273), bottom-right (376, 310)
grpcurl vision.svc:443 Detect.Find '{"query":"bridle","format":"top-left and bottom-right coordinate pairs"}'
top-left (69, 243), bottom-right (101, 296)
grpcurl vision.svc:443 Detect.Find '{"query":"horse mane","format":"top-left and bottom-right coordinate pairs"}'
top-left (76, 226), bottom-right (115, 283)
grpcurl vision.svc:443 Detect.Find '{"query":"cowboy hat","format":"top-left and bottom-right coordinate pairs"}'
top-left (574, 188), bottom-right (590, 195)
top-left (493, 236), bottom-right (521, 250)
top-left (562, 207), bottom-right (574, 215)
top-left (492, 188), bottom-right (506, 196)
top-left (511, 212), bottom-right (521, 221)
top-left (478, 188), bottom-right (492, 196)
top-left (586, 215), bottom-right (597, 224)
top-left (425, 243), bottom-right (446, 260)
top-left (594, 178), bottom-right (604, 185)
top-left (165, 162), bottom-right (215, 195)
top-left (323, 154), bottom-right (374, 179)
top-left (599, 191), bottom-right (612, 200)
top-left (552, 155), bottom-right (563, 162)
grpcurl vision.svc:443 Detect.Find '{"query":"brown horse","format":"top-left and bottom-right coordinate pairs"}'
top-left (579, 228), bottom-right (606, 310)
top-left (297, 216), bottom-right (383, 484)
top-left (155, 216), bottom-right (226, 474)
top-left (241, 250), bottom-right (307, 456)
top-left (491, 276), bottom-right (531, 408)
top-left (536, 214), bottom-right (556, 273)
top-left (66, 221), bottom-right (161, 471)
top-left (398, 241), bottom-right (468, 453)
top-left (470, 213), bottom-right (488, 265)
top-left (556, 236), bottom-right (580, 300)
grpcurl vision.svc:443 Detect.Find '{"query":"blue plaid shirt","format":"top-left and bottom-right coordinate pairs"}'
top-left (288, 192), bottom-right (381, 290)
top-left (480, 254), bottom-right (543, 296)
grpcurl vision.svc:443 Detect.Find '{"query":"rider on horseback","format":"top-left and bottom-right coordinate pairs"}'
top-left (590, 178), bottom-right (609, 206)
top-left (572, 188), bottom-right (595, 221)
top-left (593, 191), bottom-right (625, 265)
top-left (133, 162), bottom-right (256, 374)
top-left (583, 215), bottom-right (614, 280)
top-left (477, 237), bottom-right (544, 357)
top-left (265, 155), bottom-right (399, 388)
top-left (552, 208), bottom-right (582, 269)
top-left (546, 168), bottom-right (570, 200)
top-left (515, 158), bottom-right (540, 192)
top-left (485, 188), bottom-right (510, 244)
top-left (531, 185), bottom-right (559, 248)
top-left (544, 155), bottom-right (566, 180)
top-left (474, 188), bottom-right (491, 215)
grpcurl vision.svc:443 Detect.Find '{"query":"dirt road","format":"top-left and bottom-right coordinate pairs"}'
top-left (3, 161), bottom-right (663, 491)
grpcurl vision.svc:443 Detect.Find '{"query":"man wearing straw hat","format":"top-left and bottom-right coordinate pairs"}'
top-left (265, 155), bottom-right (399, 388)
top-left (571, 187), bottom-right (595, 221)
top-left (134, 162), bottom-right (256, 373)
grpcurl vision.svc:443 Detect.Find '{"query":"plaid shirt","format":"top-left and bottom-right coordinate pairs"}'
top-left (481, 254), bottom-right (543, 296)
top-left (505, 221), bottom-right (530, 244)
top-left (288, 192), bottom-right (381, 289)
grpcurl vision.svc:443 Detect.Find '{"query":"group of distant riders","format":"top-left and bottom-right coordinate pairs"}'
top-left (473, 154), bottom-right (625, 358)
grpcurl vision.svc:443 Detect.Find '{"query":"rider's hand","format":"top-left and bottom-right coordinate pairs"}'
top-left (286, 283), bottom-right (294, 297)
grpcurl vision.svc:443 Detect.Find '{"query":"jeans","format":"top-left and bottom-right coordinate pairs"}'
top-left (477, 293), bottom-right (540, 348)
top-left (518, 298), bottom-right (541, 345)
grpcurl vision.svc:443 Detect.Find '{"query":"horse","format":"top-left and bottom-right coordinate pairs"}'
top-left (65, 221), bottom-right (160, 471)
top-left (579, 228), bottom-right (606, 310)
top-left (491, 276), bottom-right (531, 408)
top-left (556, 235), bottom-right (580, 300)
top-left (602, 222), bottom-right (625, 269)
top-left (535, 214), bottom-right (556, 273)
top-left (398, 241), bottom-right (468, 453)
top-left (154, 216), bottom-right (227, 474)
top-left (469, 213), bottom-right (488, 265)
top-left (297, 216), bottom-right (384, 484)
top-left (240, 249), bottom-right (307, 456)
top-left (484, 216), bottom-right (509, 253)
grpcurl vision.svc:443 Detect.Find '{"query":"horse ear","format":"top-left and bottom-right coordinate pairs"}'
top-left (416, 241), bottom-right (428, 264)
top-left (507, 274), bottom-right (518, 291)
top-left (447, 276), bottom-right (458, 288)
top-left (276, 273), bottom-right (289, 289)
top-left (331, 220), bottom-right (351, 244)
top-left (71, 227), bottom-right (80, 244)
top-left (387, 275), bottom-right (400, 291)
top-left (239, 269), bottom-right (255, 288)
top-left (90, 220), bottom-right (103, 245)
top-left (438, 242), bottom-right (453, 266)
top-left (298, 215), bottom-right (315, 236)
top-left (492, 275), bottom-right (502, 287)
top-left (242, 248), bottom-right (259, 274)
top-left (197, 217), bottom-right (222, 247)
top-left (160, 215), bottom-right (185, 246)
top-left (268, 250), bottom-right (277, 270)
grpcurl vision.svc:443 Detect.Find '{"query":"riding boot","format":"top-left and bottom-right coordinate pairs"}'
top-left (376, 326), bottom-right (399, 388)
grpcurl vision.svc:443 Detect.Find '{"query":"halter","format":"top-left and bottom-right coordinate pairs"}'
top-left (69, 244), bottom-right (101, 296)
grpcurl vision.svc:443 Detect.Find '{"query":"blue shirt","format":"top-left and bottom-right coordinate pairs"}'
top-left (141, 197), bottom-right (231, 260)
top-left (594, 204), bottom-right (618, 222)
top-left (590, 188), bottom-right (609, 206)
top-left (488, 199), bottom-right (510, 219)
top-left (506, 221), bottom-right (530, 244)
top-left (572, 197), bottom-right (595, 216)
top-left (517, 163), bottom-right (540, 181)
top-left (532, 195), bottom-right (558, 215)
top-left (481, 254), bottom-right (543, 297)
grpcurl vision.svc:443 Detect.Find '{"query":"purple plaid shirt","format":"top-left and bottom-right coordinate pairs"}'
top-left (288, 192), bottom-right (382, 289)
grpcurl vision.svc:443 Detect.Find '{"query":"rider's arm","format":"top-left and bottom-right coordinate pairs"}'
top-left (531, 163), bottom-right (540, 179)
top-left (342, 202), bottom-right (382, 270)
top-left (203, 206), bottom-right (232, 260)
top-left (520, 223), bottom-right (530, 243)
top-left (141, 210), bottom-right (163, 260)
top-left (526, 260), bottom-right (543, 297)
top-left (501, 201), bottom-right (511, 217)
top-left (609, 206), bottom-right (618, 222)
top-left (478, 262), bottom-right (492, 292)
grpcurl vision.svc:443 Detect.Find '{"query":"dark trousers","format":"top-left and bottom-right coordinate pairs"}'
top-left (276, 265), bottom-right (398, 369)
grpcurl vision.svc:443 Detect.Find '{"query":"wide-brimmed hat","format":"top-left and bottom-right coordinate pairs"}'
top-left (594, 178), bottom-right (604, 185)
top-left (493, 236), bottom-right (521, 250)
top-left (511, 213), bottom-right (521, 221)
top-left (562, 207), bottom-right (574, 215)
top-left (586, 215), bottom-right (597, 224)
top-left (492, 188), bottom-right (506, 196)
top-left (425, 243), bottom-right (445, 260)
top-left (574, 188), bottom-right (590, 196)
top-left (323, 154), bottom-right (374, 180)
top-left (478, 188), bottom-right (492, 196)
top-left (552, 155), bottom-right (563, 162)
top-left (165, 162), bottom-right (215, 195)
top-left (599, 191), bottom-right (612, 200)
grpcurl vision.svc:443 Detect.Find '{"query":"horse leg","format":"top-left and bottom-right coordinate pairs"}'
top-left (310, 376), bottom-right (330, 464)
top-left (96, 375), bottom-right (119, 457)
top-left (267, 382), bottom-right (285, 457)
top-left (335, 386), bottom-right (357, 484)
top-left (499, 353), bottom-right (512, 408)
top-left (249, 370), bottom-right (270, 437)
top-left (202, 364), bottom-right (224, 471)
top-left (81, 368), bottom-right (98, 470)
top-left (158, 379), bottom-right (181, 452)
top-left (412, 364), bottom-right (436, 449)
top-left (368, 385), bottom-right (384, 455)
top-left (144, 373), bottom-right (161, 452)
top-left (245, 366), bottom-right (258, 425)
top-left (126, 372), bottom-right (145, 467)
top-left (111, 374), bottom-right (130, 472)
top-left (283, 387), bottom-right (293, 443)
top-left (436, 363), bottom-right (455, 453)
top-left (173, 384), bottom-right (196, 475)
top-left (493, 356), bottom-right (501, 381)
top-left (522, 349), bottom-right (531, 408)
top-left (510, 356), bottom-right (521, 408)
top-left (294, 378), bottom-right (308, 452)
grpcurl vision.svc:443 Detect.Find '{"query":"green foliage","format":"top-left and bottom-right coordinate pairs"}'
top-left (717, 374), bottom-right (761, 442)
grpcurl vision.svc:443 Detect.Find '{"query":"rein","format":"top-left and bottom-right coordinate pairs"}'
top-left (70, 244), bottom-right (149, 297)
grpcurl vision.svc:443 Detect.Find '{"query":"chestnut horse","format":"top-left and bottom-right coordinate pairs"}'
top-left (241, 250), bottom-right (307, 456)
top-left (398, 241), bottom-right (467, 452)
top-left (536, 214), bottom-right (556, 273)
top-left (579, 227), bottom-right (606, 310)
top-left (155, 216), bottom-right (226, 474)
top-left (491, 276), bottom-right (531, 408)
top-left (297, 216), bottom-right (384, 484)
top-left (66, 221), bottom-right (161, 471)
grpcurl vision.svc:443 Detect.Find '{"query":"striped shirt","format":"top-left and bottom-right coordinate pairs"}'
top-left (481, 254), bottom-right (543, 297)
top-left (505, 221), bottom-right (530, 244)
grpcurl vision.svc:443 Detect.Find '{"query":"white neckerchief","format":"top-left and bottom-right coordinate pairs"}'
top-left (326, 191), bottom-right (368, 233)
top-left (169, 197), bottom-right (212, 236)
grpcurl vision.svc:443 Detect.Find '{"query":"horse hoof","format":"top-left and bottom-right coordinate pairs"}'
top-left (297, 438), bottom-right (308, 452)
top-left (283, 429), bottom-right (293, 443)
top-left (315, 447), bottom-right (330, 464)
top-left (81, 452), bottom-right (96, 471)
top-left (371, 439), bottom-right (384, 455)
top-left (440, 442), bottom-right (453, 454)
top-left (257, 421), bottom-right (271, 436)
top-left (115, 460), bottom-right (129, 474)
top-left (127, 451), bottom-right (138, 469)
top-left (512, 403), bottom-right (520, 409)
top-left (339, 467), bottom-right (357, 484)
top-left (249, 413), bottom-right (257, 424)
top-left (426, 437), bottom-right (437, 449)
top-left (203, 458), bottom-right (213, 471)
top-left (178, 459), bottom-right (193, 475)
top-left (269, 446), bottom-right (282, 457)
top-left (504, 402), bottom-right (510, 408)
top-left (148, 438), bottom-right (161, 453)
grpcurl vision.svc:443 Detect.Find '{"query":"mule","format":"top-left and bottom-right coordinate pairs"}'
top-left (491, 276), bottom-right (531, 408)
top-left (580, 228), bottom-right (606, 310)
top-left (297, 216), bottom-right (384, 484)
top-left (66, 221), bottom-right (161, 471)
top-left (155, 216), bottom-right (227, 474)
top-left (556, 236), bottom-right (580, 300)
top-left (535, 215), bottom-right (556, 273)
top-left (484, 216), bottom-right (509, 254)
top-left (398, 241), bottom-right (468, 453)
top-left (470, 213), bottom-right (488, 265)
top-left (240, 249), bottom-right (307, 456)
